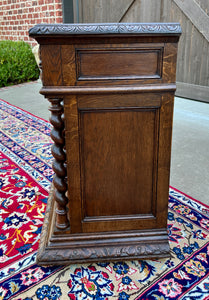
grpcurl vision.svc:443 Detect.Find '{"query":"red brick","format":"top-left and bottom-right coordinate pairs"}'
top-left (40, 12), bottom-right (46, 18)
top-left (0, 0), bottom-right (63, 45)
top-left (48, 4), bottom-right (53, 10)
top-left (38, 0), bottom-right (44, 5)
top-left (41, 5), bottom-right (47, 11)
top-left (55, 17), bottom-right (63, 23)
top-left (55, 10), bottom-right (62, 16)
top-left (49, 17), bottom-right (55, 23)
top-left (55, 3), bottom-right (62, 10)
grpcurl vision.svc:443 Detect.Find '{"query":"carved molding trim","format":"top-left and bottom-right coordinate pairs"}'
top-left (37, 193), bottom-right (170, 265)
top-left (37, 242), bottom-right (170, 265)
top-left (29, 23), bottom-right (182, 37)
top-left (40, 84), bottom-right (177, 96)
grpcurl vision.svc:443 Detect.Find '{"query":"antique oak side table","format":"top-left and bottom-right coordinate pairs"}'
top-left (29, 23), bottom-right (181, 265)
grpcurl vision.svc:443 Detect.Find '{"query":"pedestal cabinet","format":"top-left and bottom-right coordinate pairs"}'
top-left (29, 23), bottom-right (181, 265)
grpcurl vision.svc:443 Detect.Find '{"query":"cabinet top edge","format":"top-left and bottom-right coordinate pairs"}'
top-left (29, 23), bottom-right (182, 37)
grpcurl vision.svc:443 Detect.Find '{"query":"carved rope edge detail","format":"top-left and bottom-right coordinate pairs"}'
top-left (29, 23), bottom-right (182, 36)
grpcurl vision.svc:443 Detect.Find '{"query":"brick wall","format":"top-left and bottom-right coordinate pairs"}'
top-left (0, 0), bottom-right (63, 47)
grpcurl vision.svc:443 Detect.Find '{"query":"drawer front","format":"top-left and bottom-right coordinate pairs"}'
top-left (76, 48), bottom-right (163, 81)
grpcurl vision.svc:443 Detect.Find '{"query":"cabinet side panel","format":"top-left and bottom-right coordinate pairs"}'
top-left (156, 92), bottom-right (175, 227)
top-left (61, 45), bottom-right (77, 86)
top-left (80, 109), bottom-right (158, 220)
top-left (40, 45), bottom-right (63, 86)
top-left (163, 43), bottom-right (178, 83)
top-left (64, 96), bottom-right (82, 233)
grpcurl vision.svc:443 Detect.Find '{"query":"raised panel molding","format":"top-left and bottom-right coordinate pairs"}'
top-left (76, 48), bottom-right (163, 81)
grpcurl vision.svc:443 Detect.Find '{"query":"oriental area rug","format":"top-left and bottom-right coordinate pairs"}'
top-left (0, 98), bottom-right (209, 300)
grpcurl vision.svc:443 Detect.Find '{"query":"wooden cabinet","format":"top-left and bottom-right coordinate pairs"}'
top-left (29, 23), bottom-right (181, 265)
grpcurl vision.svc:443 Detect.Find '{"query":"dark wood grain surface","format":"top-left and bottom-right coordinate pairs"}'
top-left (29, 23), bottom-right (181, 264)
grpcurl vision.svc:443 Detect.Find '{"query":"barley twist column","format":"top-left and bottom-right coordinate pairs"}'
top-left (48, 98), bottom-right (69, 230)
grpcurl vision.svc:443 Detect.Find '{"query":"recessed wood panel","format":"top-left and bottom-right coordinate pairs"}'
top-left (80, 109), bottom-right (159, 221)
top-left (77, 48), bottom-right (163, 81)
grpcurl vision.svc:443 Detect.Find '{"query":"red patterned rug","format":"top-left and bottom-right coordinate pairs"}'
top-left (0, 98), bottom-right (209, 300)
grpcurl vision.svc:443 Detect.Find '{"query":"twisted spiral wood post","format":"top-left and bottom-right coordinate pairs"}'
top-left (48, 98), bottom-right (69, 230)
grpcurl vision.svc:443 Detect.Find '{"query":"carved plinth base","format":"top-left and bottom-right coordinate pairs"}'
top-left (37, 185), bottom-right (170, 265)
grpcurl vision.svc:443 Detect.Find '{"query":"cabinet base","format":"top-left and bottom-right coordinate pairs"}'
top-left (37, 189), bottom-right (170, 265)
